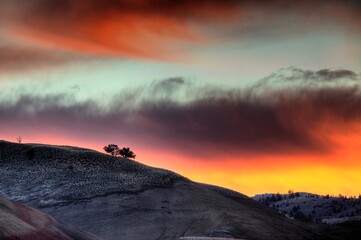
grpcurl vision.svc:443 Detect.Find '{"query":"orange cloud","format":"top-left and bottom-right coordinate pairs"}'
top-left (3, 0), bottom-right (240, 61)
top-left (4, 0), bottom-right (361, 59)
top-left (13, 13), bottom-right (204, 61)
top-left (1, 0), bottom-right (361, 67)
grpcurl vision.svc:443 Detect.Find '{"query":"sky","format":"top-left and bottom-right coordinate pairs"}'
top-left (1, 0), bottom-right (361, 197)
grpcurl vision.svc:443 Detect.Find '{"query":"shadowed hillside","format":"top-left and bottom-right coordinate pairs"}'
top-left (0, 140), bottom-right (355, 240)
top-left (0, 197), bottom-right (101, 240)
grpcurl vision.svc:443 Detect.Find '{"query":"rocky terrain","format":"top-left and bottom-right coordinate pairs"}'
top-left (254, 192), bottom-right (361, 224)
top-left (0, 197), bottom-right (100, 240)
top-left (0, 140), bottom-right (360, 240)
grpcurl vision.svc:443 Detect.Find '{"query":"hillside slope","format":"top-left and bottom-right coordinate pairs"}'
top-left (0, 140), bottom-right (344, 240)
top-left (0, 197), bottom-right (101, 240)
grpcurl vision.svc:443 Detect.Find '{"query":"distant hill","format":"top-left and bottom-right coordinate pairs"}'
top-left (253, 192), bottom-right (361, 224)
top-left (0, 197), bottom-right (101, 240)
top-left (0, 140), bottom-right (359, 240)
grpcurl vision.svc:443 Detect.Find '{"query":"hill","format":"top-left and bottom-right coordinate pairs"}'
top-left (0, 140), bottom-right (356, 240)
top-left (0, 197), bottom-right (101, 240)
top-left (253, 192), bottom-right (361, 224)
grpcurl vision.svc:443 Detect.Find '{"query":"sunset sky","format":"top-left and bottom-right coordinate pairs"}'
top-left (1, 0), bottom-right (361, 197)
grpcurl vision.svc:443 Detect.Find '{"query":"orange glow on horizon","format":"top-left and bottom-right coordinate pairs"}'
top-left (3, 112), bottom-right (361, 198)
top-left (3, 130), bottom-right (361, 198)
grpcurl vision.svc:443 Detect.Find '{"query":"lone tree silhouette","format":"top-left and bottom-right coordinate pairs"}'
top-left (103, 144), bottom-right (119, 156)
top-left (118, 147), bottom-right (136, 159)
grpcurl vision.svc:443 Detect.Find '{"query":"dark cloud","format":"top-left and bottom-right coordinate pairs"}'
top-left (148, 77), bottom-right (189, 99)
top-left (7, 0), bottom-right (242, 20)
top-left (10, 0), bottom-right (360, 36)
top-left (261, 67), bottom-right (360, 84)
top-left (2, 71), bottom-right (361, 158)
top-left (9, 0), bottom-right (361, 20)
top-left (315, 69), bottom-right (358, 81)
top-left (151, 77), bottom-right (186, 92)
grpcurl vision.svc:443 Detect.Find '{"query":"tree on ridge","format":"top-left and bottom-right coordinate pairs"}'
top-left (103, 144), bottom-right (119, 156)
top-left (118, 147), bottom-right (136, 159)
top-left (103, 144), bottom-right (136, 159)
